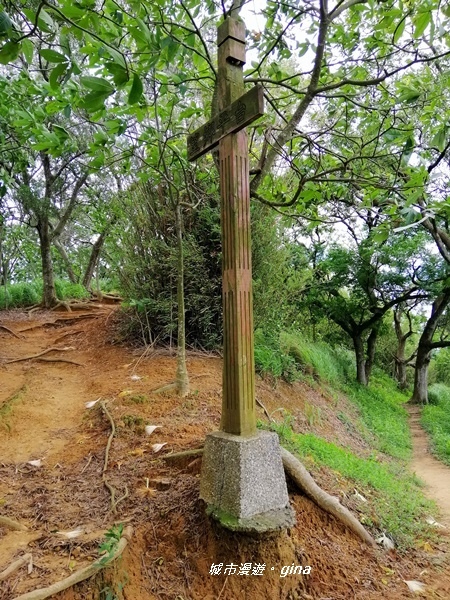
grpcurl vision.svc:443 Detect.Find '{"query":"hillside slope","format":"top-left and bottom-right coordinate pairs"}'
top-left (0, 308), bottom-right (449, 600)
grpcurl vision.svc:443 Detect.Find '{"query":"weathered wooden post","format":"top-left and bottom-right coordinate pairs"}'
top-left (187, 16), bottom-right (294, 532)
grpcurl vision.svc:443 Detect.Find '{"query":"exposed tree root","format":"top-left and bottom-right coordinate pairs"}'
top-left (35, 358), bottom-right (84, 366)
top-left (5, 347), bottom-right (75, 365)
top-left (52, 330), bottom-right (84, 345)
top-left (281, 447), bottom-right (377, 548)
top-left (0, 553), bottom-right (32, 582)
top-left (11, 526), bottom-right (133, 600)
top-left (163, 445), bottom-right (377, 548)
top-left (0, 325), bottom-right (23, 339)
top-left (151, 382), bottom-right (177, 394)
top-left (100, 401), bottom-right (128, 514)
top-left (18, 315), bottom-right (99, 333)
top-left (0, 515), bottom-right (28, 531)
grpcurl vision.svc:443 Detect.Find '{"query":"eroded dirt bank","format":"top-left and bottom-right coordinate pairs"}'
top-left (1, 309), bottom-right (449, 599)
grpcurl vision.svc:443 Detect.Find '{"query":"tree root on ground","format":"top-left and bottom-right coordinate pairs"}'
top-left (4, 346), bottom-right (84, 367)
top-left (163, 446), bottom-right (377, 548)
top-left (11, 526), bottom-right (133, 600)
top-left (0, 515), bottom-right (28, 531)
top-left (18, 314), bottom-right (99, 333)
top-left (0, 325), bottom-right (23, 339)
top-left (151, 382), bottom-right (178, 394)
top-left (5, 347), bottom-right (76, 365)
top-left (100, 401), bottom-right (128, 514)
top-left (280, 447), bottom-right (377, 548)
top-left (0, 553), bottom-right (33, 582)
top-left (34, 357), bottom-right (83, 366)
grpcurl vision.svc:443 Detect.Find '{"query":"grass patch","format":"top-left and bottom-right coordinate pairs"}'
top-left (421, 383), bottom-right (450, 466)
top-left (269, 422), bottom-right (435, 549)
top-left (344, 373), bottom-right (411, 460)
top-left (0, 280), bottom-right (89, 309)
top-left (0, 386), bottom-right (27, 431)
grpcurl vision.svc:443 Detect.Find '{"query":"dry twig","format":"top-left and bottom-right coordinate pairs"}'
top-left (0, 553), bottom-right (32, 582)
top-left (100, 401), bottom-right (128, 513)
top-left (11, 526), bottom-right (133, 600)
top-left (0, 515), bottom-right (28, 531)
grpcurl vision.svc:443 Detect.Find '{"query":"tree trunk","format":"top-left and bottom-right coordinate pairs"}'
top-left (364, 327), bottom-right (378, 384)
top-left (174, 203), bottom-right (190, 397)
top-left (410, 345), bottom-right (431, 404)
top-left (410, 288), bottom-right (450, 404)
top-left (353, 334), bottom-right (368, 386)
top-left (53, 238), bottom-right (78, 284)
top-left (82, 234), bottom-right (104, 290)
top-left (37, 216), bottom-right (58, 308)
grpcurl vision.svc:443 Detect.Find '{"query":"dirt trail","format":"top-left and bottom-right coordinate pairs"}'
top-left (1, 311), bottom-right (450, 600)
top-left (409, 405), bottom-right (450, 527)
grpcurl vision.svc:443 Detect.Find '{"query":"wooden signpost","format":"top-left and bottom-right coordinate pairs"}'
top-left (191, 17), bottom-right (293, 532)
top-left (187, 17), bottom-right (263, 437)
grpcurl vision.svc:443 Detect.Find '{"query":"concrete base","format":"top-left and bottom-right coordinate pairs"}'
top-left (200, 430), bottom-right (295, 533)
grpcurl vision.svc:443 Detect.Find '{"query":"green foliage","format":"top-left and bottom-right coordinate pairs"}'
top-left (430, 349), bottom-right (450, 387)
top-left (98, 524), bottom-right (124, 565)
top-left (0, 279), bottom-right (88, 309)
top-left (421, 384), bottom-right (450, 465)
top-left (254, 329), bottom-right (297, 380)
top-left (271, 424), bottom-right (434, 549)
top-left (281, 331), bottom-right (355, 385)
top-left (345, 373), bottom-right (411, 460)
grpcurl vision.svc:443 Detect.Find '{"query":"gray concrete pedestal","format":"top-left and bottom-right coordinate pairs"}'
top-left (200, 430), bottom-right (295, 533)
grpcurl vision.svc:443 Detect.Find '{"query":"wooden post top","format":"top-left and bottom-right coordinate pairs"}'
top-left (217, 17), bottom-right (246, 67)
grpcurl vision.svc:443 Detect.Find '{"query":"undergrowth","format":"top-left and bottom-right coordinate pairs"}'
top-left (269, 421), bottom-right (435, 549)
top-left (255, 330), bottom-right (411, 460)
top-left (421, 383), bottom-right (450, 466)
top-left (0, 280), bottom-right (88, 309)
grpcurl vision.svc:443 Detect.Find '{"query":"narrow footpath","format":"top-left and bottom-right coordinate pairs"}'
top-left (409, 405), bottom-right (450, 527)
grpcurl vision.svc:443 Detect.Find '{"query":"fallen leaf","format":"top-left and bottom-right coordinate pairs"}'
top-left (137, 487), bottom-right (156, 498)
top-left (130, 374), bottom-right (142, 381)
top-left (85, 398), bottom-right (100, 409)
top-left (377, 534), bottom-right (395, 550)
top-left (381, 567), bottom-right (395, 576)
top-left (118, 390), bottom-right (133, 397)
top-left (27, 459), bottom-right (42, 468)
top-left (151, 443), bottom-right (167, 453)
top-left (354, 489), bottom-right (367, 502)
top-left (404, 580), bottom-right (426, 594)
top-left (426, 516), bottom-right (446, 529)
top-left (129, 448), bottom-right (146, 457)
top-left (145, 425), bottom-right (161, 436)
top-left (57, 528), bottom-right (83, 539)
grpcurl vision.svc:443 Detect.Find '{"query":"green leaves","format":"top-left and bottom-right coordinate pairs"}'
top-left (40, 48), bottom-right (69, 63)
top-left (79, 91), bottom-right (112, 112)
top-left (128, 73), bottom-right (143, 104)
top-left (0, 10), bottom-right (12, 36)
top-left (413, 10), bottom-right (432, 39)
top-left (80, 76), bottom-right (114, 93)
top-left (0, 41), bottom-right (20, 64)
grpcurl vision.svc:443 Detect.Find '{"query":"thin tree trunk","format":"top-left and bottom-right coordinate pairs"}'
top-left (353, 334), bottom-right (368, 386)
top-left (364, 327), bottom-right (378, 384)
top-left (82, 231), bottom-right (106, 290)
top-left (410, 288), bottom-right (450, 404)
top-left (53, 238), bottom-right (78, 284)
top-left (37, 216), bottom-right (57, 308)
top-left (175, 203), bottom-right (189, 397)
top-left (410, 346), bottom-right (431, 404)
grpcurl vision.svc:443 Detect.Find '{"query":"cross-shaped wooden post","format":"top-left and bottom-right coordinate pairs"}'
top-left (187, 18), bottom-right (264, 436)
top-left (188, 16), bottom-right (293, 532)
